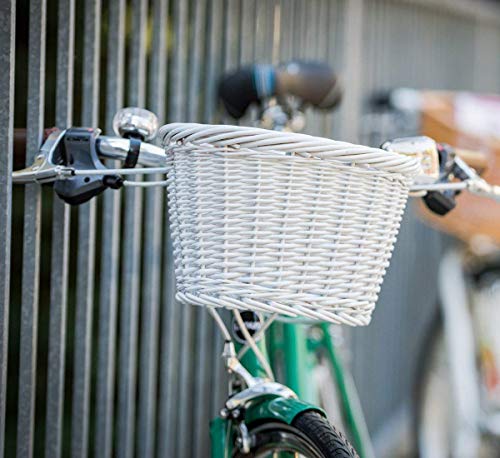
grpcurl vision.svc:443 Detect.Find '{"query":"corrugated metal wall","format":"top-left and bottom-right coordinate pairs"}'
top-left (1, 0), bottom-right (500, 457)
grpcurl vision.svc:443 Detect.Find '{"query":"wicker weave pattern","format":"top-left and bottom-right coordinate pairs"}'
top-left (159, 124), bottom-right (419, 326)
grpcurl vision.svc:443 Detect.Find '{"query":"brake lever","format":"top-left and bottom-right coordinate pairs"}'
top-left (12, 107), bottom-right (164, 205)
top-left (421, 143), bottom-right (458, 215)
top-left (418, 145), bottom-right (498, 213)
top-left (453, 155), bottom-right (479, 181)
top-left (12, 129), bottom-right (74, 184)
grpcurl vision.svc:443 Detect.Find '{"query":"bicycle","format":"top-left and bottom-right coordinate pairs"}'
top-left (12, 97), bottom-right (500, 456)
top-left (366, 89), bottom-right (500, 457)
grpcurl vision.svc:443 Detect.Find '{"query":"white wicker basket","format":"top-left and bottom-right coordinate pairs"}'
top-left (159, 123), bottom-right (420, 326)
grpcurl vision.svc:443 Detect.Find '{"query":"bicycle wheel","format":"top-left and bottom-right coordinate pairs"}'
top-left (233, 411), bottom-right (358, 457)
top-left (415, 311), bottom-right (498, 457)
top-left (415, 313), bottom-right (452, 457)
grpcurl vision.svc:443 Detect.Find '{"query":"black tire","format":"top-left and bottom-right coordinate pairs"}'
top-left (233, 410), bottom-right (358, 457)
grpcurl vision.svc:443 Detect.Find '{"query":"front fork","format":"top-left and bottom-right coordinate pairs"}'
top-left (210, 417), bottom-right (231, 458)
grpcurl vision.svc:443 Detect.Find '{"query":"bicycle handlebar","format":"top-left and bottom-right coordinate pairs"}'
top-left (10, 121), bottom-right (500, 210)
top-left (96, 136), bottom-right (166, 166)
top-left (467, 178), bottom-right (500, 201)
top-left (410, 177), bottom-right (500, 201)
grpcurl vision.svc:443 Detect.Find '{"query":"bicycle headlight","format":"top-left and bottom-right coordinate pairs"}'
top-left (381, 135), bottom-right (440, 184)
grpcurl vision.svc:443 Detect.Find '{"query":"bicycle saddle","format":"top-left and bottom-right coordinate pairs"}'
top-left (218, 60), bottom-right (342, 119)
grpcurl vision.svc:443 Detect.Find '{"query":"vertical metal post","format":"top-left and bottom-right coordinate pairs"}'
top-left (0, 1), bottom-right (15, 457)
top-left (176, 0), bottom-right (208, 454)
top-left (17, 0), bottom-right (46, 455)
top-left (95, 0), bottom-right (131, 458)
top-left (323, 0), bottom-right (339, 137)
top-left (298, 0), bottom-right (307, 58)
top-left (340, 0), bottom-right (364, 142)
top-left (191, 1), bottom-right (218, 455)
top-left (164, 1), bottom-right (190, 455)
top-left (148, 0), bottom-right (168, 122)
top-left (187, 0), bottom-right (207, 121)
top-left (157, 223), bottom-right (178, 458)
top-left (176, 285), bottom-right (194, 458)
top-left (94, 0), bottom-right (126, 457)
top-left (192, 307), bottom-right (212, 458)
top-left (71, 0), bottom-right (100, 457)
top-left (271, 1), bottom-right (281, 64)
top-left (95, 173), bottom-right (121, 458)
top-left (136, 0), bottom-right (167, 456)
top-left (278, 0), bottom-right (292, 62)
top-left (104, 0), bottom-right (126, 458)
top-left (156, 3), bottom-right (178, 448)
top-left (254, 0), bottom-right (266, 61)
top-left (473, 21), bottom-right (497, 91)
top-left (318, 0), bottom-right (328, 134)
top-left (240, 0), bottom-right (256, 64)
top-left (291, 0), bottom-right (301, 57)
top-left (45, 0), bottom-right (74, 456)
top-left (205, 0), bottom-right (227, 419)
top-left (170, 0), bottom-right (188, 122)
top-left (204, 0), bottom-right (224, 122)
top-left (224, 0), bottom-right (240, 70)
top-left (125, 0), bottom-right (148, 457)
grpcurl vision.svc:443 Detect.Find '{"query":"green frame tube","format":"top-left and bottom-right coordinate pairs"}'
top-left (281, 323), bottom-right (319, 404)
top-left (319, 323), bottom-right (373, 458)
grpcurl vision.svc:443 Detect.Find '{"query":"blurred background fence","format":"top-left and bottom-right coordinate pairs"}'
top-left (1, 0), bottom-right (500, 457)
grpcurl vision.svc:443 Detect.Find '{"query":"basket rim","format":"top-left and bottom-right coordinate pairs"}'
top-left (158, 122), bottom-right (421, 175)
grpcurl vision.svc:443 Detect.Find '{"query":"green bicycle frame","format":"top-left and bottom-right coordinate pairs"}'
top-left (317, 323), bottom-right (372, 458)
top-left (209, 320), bottom-right (372, 457)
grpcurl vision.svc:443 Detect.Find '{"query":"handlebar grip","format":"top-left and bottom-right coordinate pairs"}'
top-left (276, 60), bottom-right (342, 110)
top-left (218, 65), bottom-right (276, 119)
